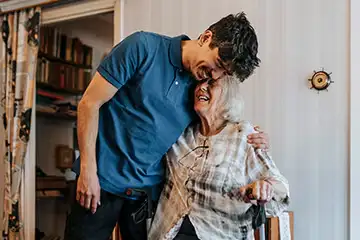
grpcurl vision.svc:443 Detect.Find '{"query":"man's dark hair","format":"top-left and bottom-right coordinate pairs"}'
top-left (208, 12), bottom-right (260, 82)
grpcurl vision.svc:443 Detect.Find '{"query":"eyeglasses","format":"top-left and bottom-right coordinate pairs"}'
top-left (131, 198), bottom-right (148, 224)
top-left (177, 141), bottom-right (209, 175)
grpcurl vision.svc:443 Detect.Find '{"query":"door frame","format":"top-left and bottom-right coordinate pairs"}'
top-left (41, 0), bottom-right (124, 44)
top-left (350, 0), bottom-right (359, 239)
top-left (23, 1), bottom-right (124, 239)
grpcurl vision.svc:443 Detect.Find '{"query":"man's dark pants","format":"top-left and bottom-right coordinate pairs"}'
top-left (64, 188), bottom-right (147, 240)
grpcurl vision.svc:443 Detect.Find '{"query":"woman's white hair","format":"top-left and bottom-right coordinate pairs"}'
top-left (219, 75), bottom-right (244, 123)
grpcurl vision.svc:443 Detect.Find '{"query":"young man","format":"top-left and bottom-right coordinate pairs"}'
top-left (64, 12), bottom-right (268, 240)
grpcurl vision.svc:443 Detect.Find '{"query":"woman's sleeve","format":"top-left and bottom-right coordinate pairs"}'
top-left (246, 146), bottom-right (290, 217)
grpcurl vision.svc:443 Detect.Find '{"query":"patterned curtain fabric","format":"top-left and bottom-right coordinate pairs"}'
top-left (0, 7), bottom-right (41, 240)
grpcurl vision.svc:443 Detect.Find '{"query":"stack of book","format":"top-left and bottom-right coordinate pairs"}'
top-left (39, 25), bottom-right (93, 67)
top-left (36, 58), bottom-right (91, 92)
top-left (37, 25), bottom-right (93, 92)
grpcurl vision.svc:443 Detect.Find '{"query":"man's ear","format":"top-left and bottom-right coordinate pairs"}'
top-left (198, 30), bottom-right (213, 46)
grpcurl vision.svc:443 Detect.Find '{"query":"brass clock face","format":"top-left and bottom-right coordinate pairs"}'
top-left (309, 69), bottom-right (333, 91)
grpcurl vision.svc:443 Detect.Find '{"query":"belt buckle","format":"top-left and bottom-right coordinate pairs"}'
top-left (125, 188), bottom-right (147, 197)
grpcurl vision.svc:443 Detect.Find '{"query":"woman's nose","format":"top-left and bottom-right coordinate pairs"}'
top-left (200, 82), bottom-right (208, 91)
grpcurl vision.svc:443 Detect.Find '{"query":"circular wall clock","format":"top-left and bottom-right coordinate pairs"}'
top-left (308, 68), bottom-right (333, 92)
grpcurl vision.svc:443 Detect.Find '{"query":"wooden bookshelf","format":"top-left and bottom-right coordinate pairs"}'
top-left (37, 82), bottom-right (83, 95)
top-left (39, 25), bottom-right (93, 67)
top-left (36, 190), bottom-right (64, 199)
top-left (36, 58), bottom-right (92, 93)
top-left (37, 25), bottom-right (93, 93)
top-left (38, 51), bottom-right (92, 70)
top-left (36, 110), bottom-right (77, 121)
top-left (36, 177), bottom-right (76, 200)
top-left (36, 176), bottom-right (67, 190)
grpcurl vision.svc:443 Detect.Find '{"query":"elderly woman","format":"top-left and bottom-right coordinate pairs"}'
top-left (148, 76), bottom-right (290, 240)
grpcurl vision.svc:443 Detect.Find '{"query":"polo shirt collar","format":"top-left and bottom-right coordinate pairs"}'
top-left (169, 34), bottom-right (190, 71)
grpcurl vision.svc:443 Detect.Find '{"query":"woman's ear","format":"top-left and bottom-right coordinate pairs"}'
top-left (221, 109), bottom-right (230, 121)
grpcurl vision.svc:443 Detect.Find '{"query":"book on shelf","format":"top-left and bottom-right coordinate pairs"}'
top-left (36, 190), bottom-right (63, 198)
top-left (36, 90), bottom-right (78, 119)
top-left (39, 25), bottom-right (93, 67)
top-left (36, 56), bottom-right (92, 92)
top-left (37, 25), bottom-right (93, 92)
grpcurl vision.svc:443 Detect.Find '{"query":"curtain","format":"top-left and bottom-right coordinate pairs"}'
top-left (1, 7), bottom-right (41, 240)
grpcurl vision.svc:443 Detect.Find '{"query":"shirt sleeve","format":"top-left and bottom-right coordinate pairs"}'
top-left (246, 147), bottom-right (290, 217)
top-left (97, 31), bottom-right (149, 89)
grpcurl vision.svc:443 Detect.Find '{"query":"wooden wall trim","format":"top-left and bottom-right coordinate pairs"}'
top-left (0, 0), bottom-right (57, 14)
top-left (41, 0), bottom-right (116, 25)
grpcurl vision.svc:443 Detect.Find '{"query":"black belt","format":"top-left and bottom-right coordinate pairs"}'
top-left (125, 188), bottom-right (148, 198)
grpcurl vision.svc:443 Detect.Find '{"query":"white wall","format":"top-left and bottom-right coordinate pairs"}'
top-left (123, 0), bottom-right (350, 239)
top-left (350, 0), bottom-right (360, 238)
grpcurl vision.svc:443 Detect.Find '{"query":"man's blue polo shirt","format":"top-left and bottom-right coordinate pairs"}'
top-left (73, 31), bottom-right (196, 198)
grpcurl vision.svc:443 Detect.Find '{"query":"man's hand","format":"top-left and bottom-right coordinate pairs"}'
top-left (239, 180), bottom-right (274, 204)
top-left (76, 168), bottom-right (101, 214)
top-left (247, 126), bottom-right (269, 150)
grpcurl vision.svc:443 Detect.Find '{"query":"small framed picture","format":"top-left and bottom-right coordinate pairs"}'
top-left (55, 145), bottom-right (74, 169)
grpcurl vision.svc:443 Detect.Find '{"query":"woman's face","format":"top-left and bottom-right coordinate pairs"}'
top-left (194, 79), bottom-right (225, 119)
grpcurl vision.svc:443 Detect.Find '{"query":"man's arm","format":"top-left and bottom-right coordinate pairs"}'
top-left (76, 31), bottom-right (149, 214)
top-left (76, 72), bottom-right (118, 213)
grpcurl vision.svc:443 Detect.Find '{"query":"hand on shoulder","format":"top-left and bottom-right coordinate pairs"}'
top-left (238, 121), bottom-right (270, 151)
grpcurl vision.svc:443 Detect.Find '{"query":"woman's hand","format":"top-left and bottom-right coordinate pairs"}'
top-left (247, 126), bottom-right (269, 150)
top-left (239, 180), bottom-right (274, 204)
